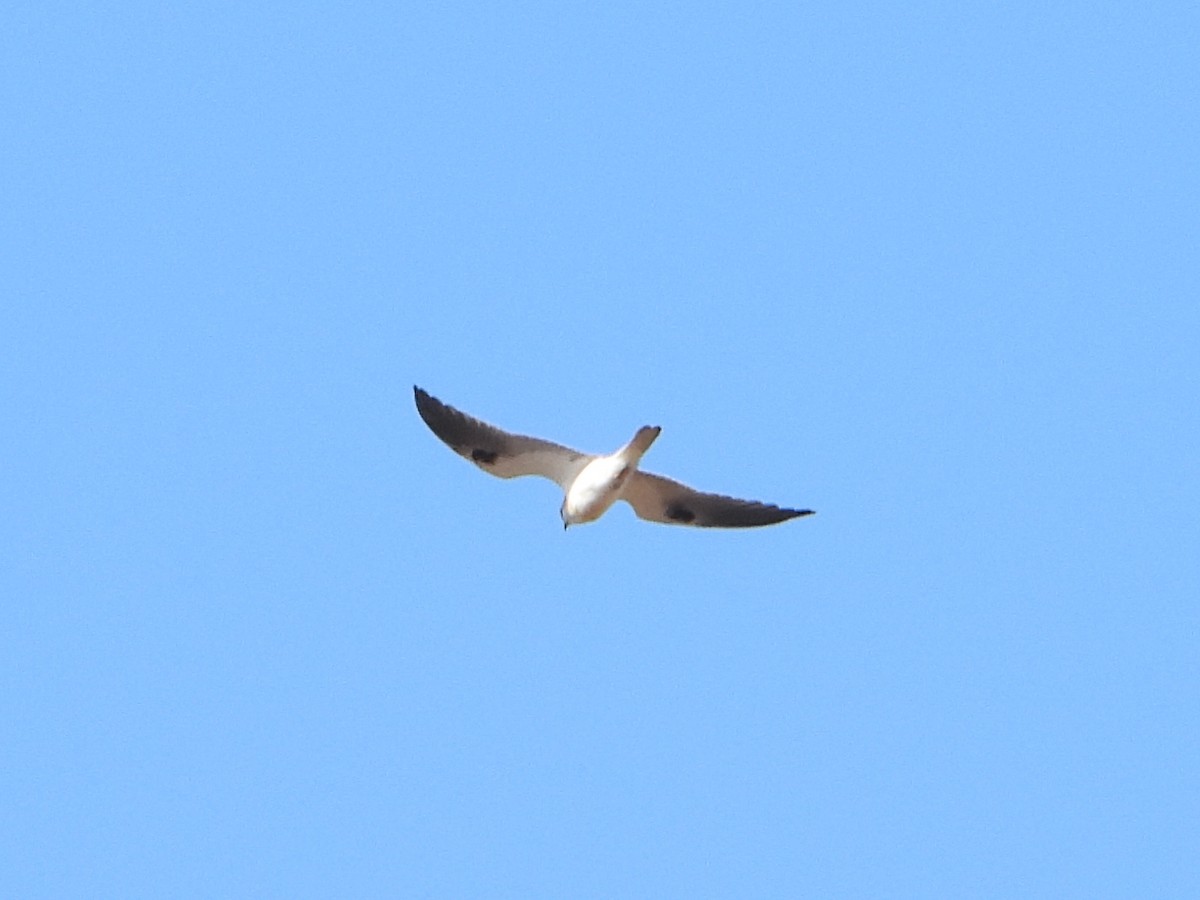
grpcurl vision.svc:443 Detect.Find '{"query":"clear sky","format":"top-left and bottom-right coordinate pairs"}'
top-left (4, 2), bottom-right (1198, 896)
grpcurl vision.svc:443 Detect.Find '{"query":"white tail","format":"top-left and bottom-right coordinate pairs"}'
top-left (629, 425), bottom-right (662, 456)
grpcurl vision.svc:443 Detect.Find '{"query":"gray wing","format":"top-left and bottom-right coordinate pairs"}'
top-left (621, 470), bottom-right (814, 528)
top-left (414, 386), bottom-right (591, 489)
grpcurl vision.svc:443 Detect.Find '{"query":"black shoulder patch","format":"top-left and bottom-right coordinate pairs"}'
top-left (471, 448), bottom-right (498, 465)
top-left (665, 504), bottom-right (695, 523)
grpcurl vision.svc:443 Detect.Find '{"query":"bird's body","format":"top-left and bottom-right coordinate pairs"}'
top-left (413, 386), bottom-right (814, 529)
top-left (562, 425), bottom-right (659, 526)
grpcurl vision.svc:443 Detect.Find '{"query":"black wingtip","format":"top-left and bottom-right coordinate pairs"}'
top-left (772, 508), bottom-right (814, 524)
top-left (413, 386), bottom-right (441, 427)
top-left (413, 385), bottom-right (436, 411)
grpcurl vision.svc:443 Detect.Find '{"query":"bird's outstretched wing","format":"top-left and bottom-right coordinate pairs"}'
top-left (414, 387), bottom-right (591, 489)
top-left (621, 471), bottom-right (814, 528)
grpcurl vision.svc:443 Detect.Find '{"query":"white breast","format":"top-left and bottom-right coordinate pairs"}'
top-left (563, 456), bottom-right (631, 523)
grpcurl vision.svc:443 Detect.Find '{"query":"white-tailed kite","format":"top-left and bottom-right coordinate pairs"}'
top-left (414, 386), bottom-right (815, 529)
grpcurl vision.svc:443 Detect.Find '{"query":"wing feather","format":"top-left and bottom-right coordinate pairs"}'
top-left (621, 471), bottom-right (814, 528)
top-left (414, 386), bottom-right (590, 489)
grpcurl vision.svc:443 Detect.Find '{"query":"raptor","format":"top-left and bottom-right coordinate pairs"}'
top-left (414, 386), bottom-right (815, 529)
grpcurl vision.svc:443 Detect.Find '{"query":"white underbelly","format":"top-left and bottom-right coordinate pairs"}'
top-left (565, 457), bottom-right (630, 522)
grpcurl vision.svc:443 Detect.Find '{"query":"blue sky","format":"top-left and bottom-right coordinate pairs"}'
top-left (3, 1), bottom-right (1198, 896)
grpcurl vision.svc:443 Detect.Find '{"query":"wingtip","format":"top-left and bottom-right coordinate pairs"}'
top-left (413, 386), bottom-right (439, 421)
top-left (773, 507), bottom-right (815, 523)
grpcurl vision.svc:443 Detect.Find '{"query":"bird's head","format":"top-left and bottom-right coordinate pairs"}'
top-left (559, 497), bottom-right (591, 530)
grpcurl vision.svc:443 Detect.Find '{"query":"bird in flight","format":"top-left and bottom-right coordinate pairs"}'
top-left (414, 386), bottom-right (815, 529)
